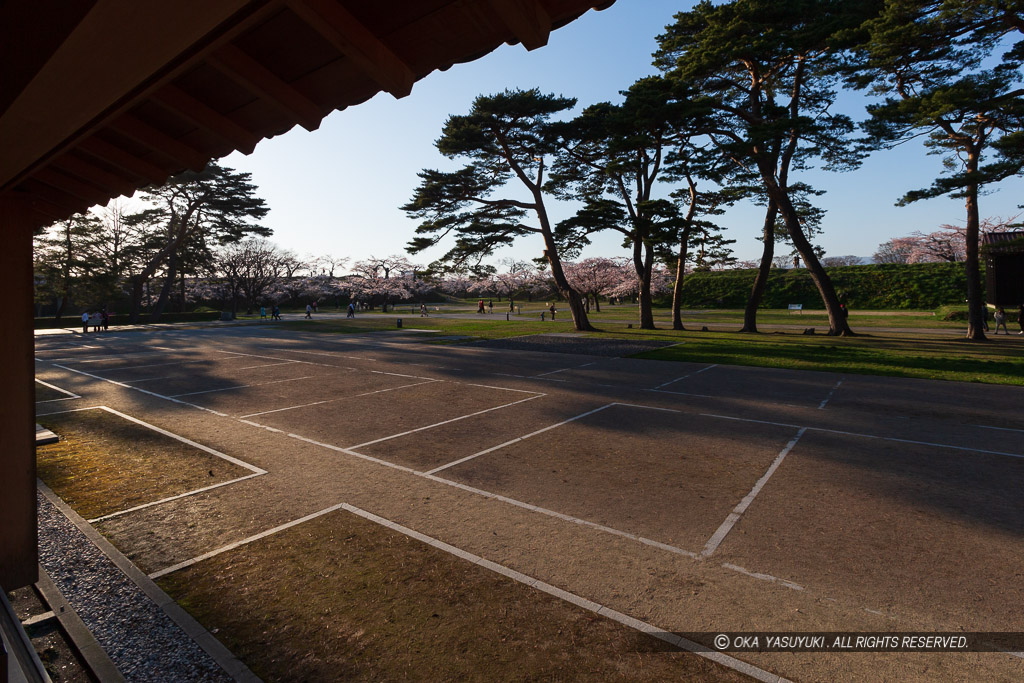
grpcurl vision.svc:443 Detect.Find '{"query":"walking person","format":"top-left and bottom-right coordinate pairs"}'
top-left (81, 311), bottom-right (89, 334)
top-left (347, 302), bottom-right (355, 318)
top-left (420, 303), bottom-right (428, 317)
top-left (488, 299), bottom-right (493, 314)
top-left (272, 304), bottom-right (281, 320)
top-left (477, 300), bottom-right (485, 314)
top-left (305, 303), bottom-right (312, 319)
top-left (549, 303), bottom-right (556, 320)
top-left (994, 307), bottom-right (1008, 334)
top-left (101, 308), bottom-right (109, 331)
top-left (260, 306), bottom-right (267, 319)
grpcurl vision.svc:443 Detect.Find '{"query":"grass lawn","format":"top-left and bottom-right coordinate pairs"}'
top-left (277, 311), bottom-right (1023, 386)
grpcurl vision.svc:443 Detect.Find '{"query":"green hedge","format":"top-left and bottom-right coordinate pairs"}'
top-left (672, 263), bottom-right (971, 309)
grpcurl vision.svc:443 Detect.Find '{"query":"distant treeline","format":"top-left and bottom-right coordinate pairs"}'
top-left (670, 263), bottom-right (970, 310)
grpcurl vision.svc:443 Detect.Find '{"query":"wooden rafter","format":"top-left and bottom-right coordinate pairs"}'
top-left (152, 85), bottom-right (261, 154)
top-left (49, 154), bottom-right (138, 198)
top-left (486, 0), bottom-right (552, 50)
top-left (109, 114), bottom-right (209, 170)
top-left (32, 168), bottom-right (111, 206)
top-left (207, 44), bottom-right (323, 132)
top-left (287, 0), bottom-right (416, 98)
top-left (76, 138), bottom-right (169, 186)
top-left (22, 180), bottom-right (86, 216)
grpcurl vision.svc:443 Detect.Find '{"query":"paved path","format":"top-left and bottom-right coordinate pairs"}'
top-left (33, 325), bottom-right (1024, 682)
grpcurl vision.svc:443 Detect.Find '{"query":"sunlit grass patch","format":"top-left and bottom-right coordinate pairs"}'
top-left (36, 409), bottom-right (251, 519)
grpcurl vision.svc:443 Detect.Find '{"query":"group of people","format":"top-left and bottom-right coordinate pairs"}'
top-left (259, 305), bottom-right (282, 320)
top-left (81, 310), bottom-right (109, 333)
top-left (991, 304), bottom-right (1024, 335)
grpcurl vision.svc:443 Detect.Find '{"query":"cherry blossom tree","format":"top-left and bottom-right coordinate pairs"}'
top-left (875, 215), bottom-right (1019, 264)
top-left (822, 255), bottom-right (864, 267)
top-left (439, 274), bottom-right (472, 298)
top-left (563, 258), bottom-right (627, 312)
top-left (344, 255), bottom-right (417, 311)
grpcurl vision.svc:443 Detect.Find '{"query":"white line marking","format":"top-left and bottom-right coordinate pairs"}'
top-left (424, 404), bottom-right (616, 475)
top-left (235, 361), bottom-right (300, 370)
top-left (976, 424), bottom-right (1024, 433)
top-left (701, 413), bottom-right (1024, 460)
top-left (99, 358), bottom-right (212, 371)
top-left (120, 376), bottom-right (176, 384)
top-left (494, 372), bottom-right (568, 383)
top-left (348, 394), bottom-right (546, 450)
top-left (35, 404), bottom-right (105, 417)
top-left (701, 428), bottom-right (807, 558)
top-left (51, 363), bottom-right (229, 416)
top-left (89, 406), bottom-right (265, 474)
top-left (267, 348), bottom-right (370, 362)
top-left (722, 563), bottom-right (804, 591)
top-left (420, 473), bottom-right (697, 559)
top-left (613, 402), bottom-right (681, 413)
top-left (169, 375), bottom-right (316, 397)
top-left (648, 388), bottom-right (717, 399)
top-left (34, 378), bottom-right (81, 399)
top-left (461, 382), bottom-right (544, 395)
top-left (89, 473), bottom-right (264, 523)
top-left (148, 503), bottom-right (349, 579)
top-left (818, 378), bottom-right (844, 410)
top-left (653, 363), bottom-right (718, 390)
top-left (535, 360), bottom-right (599, 377)
top-left (285, 433), bottom-right (420, 473)
top-left (237, 379), bottom-right (438, 418)
top-left (369, 369), bottom-right (437, 381)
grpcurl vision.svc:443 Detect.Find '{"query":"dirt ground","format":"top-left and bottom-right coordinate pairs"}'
top-left (34, 327), bottom-right (1024, 682)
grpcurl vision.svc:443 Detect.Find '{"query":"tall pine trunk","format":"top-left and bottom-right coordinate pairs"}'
top-left (150, 251), bottom-right (178, 322)
top-left (761, 166), bottom-right (852, 336)
top-left (536, 190), bottom-right (594, 331)
top-left (634, 242), bottom-right (656, 329)
top-left (964, 149), bottom-right (986, 341)
top-left (740, 201), bottom-right (778, 333)
top-left (129, 276), bottom-right (145, 323)
top-left (670, 233), bottom-right (689, 331)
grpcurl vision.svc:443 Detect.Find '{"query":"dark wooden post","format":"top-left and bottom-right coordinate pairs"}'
top-left (0, 193), bottom-right (37, 589)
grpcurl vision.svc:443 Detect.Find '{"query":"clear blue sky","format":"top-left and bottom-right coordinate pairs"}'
top-left (220, 0), bottom-right (1022, 269)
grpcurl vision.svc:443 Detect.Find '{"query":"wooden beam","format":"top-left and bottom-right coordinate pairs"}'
top-left (0, 0), bottom-right (256, 191)
top-left (109, 113), bottom-right (209, 170)
top-left (77, 137), bottom-right (172, 186)
top-left (32, 201), bottom-right (67, 223)
top-left (207, 43), bottom-right (323, 132)
top-left (287, 0), bottom-right (415, 98)
top-left (22, 180), bottom-right (90, 215)
top-left (152, 84), bottom-right (260, 154)
top-left (486, 0), bottom-right (552, 50)
top-left (32, 167), bottom-right (111, 205)
top-left (50, 153), bottom-right (139, 197)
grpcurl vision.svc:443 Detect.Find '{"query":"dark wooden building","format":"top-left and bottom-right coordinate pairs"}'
top-left (983, 231), bottom-right (1024, 306)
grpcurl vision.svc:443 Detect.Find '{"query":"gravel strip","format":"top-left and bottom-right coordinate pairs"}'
top-left (37, 492), bottom-right (232, 682)
top-left (470, 333), bottom-right (678, 357)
